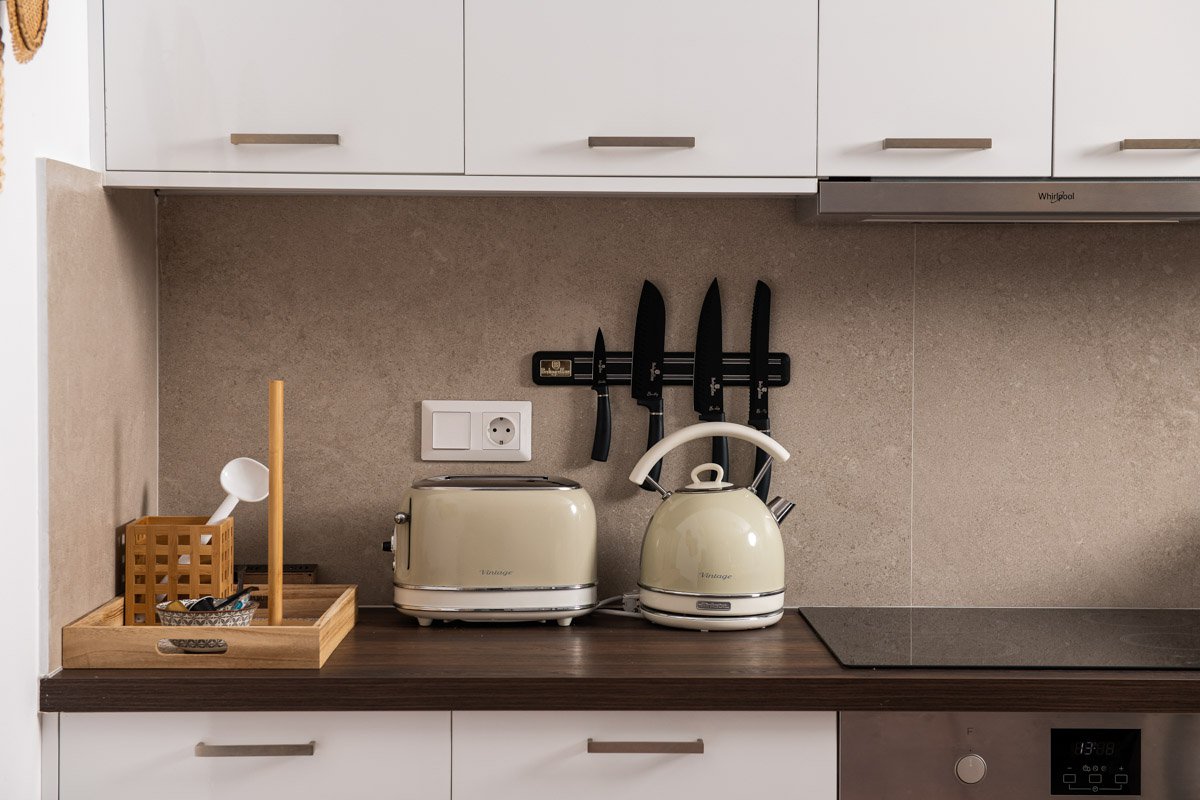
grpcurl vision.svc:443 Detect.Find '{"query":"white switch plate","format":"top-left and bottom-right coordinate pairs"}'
top-left (421, 400), bottom-right (532, 461)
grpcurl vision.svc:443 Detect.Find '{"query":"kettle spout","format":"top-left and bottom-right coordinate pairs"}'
top-left (767, 497), bottom-right (796, 525)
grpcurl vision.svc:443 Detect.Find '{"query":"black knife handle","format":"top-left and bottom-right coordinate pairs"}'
top-left (641, 399), bottom-right (665, 491)
top-left (591, 390), bottom-right (611, 462)
top-left (699, 412), bottom-right (729, 477)
top-left (750, 417), bottom-right (772, 502)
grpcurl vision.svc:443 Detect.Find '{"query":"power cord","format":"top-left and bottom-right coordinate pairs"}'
top-left (594, 592), bottom-right (643, 619)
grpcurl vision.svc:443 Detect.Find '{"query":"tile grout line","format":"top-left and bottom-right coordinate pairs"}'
top-left (909, 225), bottom-right (916, 609)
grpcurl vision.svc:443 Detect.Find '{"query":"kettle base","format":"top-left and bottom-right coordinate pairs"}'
top-left (640, 606), bottom-right (785, 632)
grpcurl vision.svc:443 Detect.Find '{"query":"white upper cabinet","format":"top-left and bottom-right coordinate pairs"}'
top-left (1055, 0), bottom-right (1200, 177)
top-left (818, 0), bottom-right (1055, 177)
top-left (103, 0), bottom-right (464, 174)
top-left (464, 0), bottom-right (817, 177)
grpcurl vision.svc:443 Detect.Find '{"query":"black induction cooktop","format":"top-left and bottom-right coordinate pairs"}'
top-left (798, 607), bottom-right (1200, 669)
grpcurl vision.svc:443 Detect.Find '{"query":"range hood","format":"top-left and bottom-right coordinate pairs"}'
top-left (816, 180), bottom-right (1200, 223)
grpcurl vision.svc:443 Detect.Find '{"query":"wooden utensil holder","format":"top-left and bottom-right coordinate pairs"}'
top-left (123, 516), bottom-right (235, 625)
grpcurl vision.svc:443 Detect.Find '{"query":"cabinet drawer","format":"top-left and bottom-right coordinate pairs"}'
top-left (465, 0), bottom-right (816, 177)
top-left (453, 711), bottom-right (836, 800)
top-left (103, 0), bottom-right (463, 174)
top-left (819, 0), bottom-right (1054, 178)
top-left (61, 712), bottom-right (450, 800)
top-left (1055, 0), bottom-right (1200, 177)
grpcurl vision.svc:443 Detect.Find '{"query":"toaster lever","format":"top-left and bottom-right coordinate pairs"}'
top-left (382, 540), bottom-right (393, 552)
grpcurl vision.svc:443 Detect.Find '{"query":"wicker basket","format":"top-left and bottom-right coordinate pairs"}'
top-left (124, 516), bottom-right (235, 625)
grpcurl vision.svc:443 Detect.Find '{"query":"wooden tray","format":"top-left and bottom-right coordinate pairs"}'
top-left (63, 585), bottom-right (356, 669)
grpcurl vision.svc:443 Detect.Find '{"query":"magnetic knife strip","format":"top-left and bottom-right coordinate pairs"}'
top-left (531, 351), bottom-right (791, 387)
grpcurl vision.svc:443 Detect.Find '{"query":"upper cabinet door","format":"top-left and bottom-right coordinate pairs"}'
top-left (1056, 1), bottom-right (1200, 177)
top-left (464, 0), bottom-right (817, 177)
top-left (819, 0), bottom-right (1054, 177)
top-left (104, 0), bottom-right (464, 174)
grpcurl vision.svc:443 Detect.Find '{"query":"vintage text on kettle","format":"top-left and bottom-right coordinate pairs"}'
top-left (629, 422), bottom-right (793, 631)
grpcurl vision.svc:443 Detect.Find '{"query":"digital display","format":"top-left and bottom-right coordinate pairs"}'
top-left (1051, 729), bottom-right (1140, 795)
top-left (1074, 740), bottom-right (1117, 757)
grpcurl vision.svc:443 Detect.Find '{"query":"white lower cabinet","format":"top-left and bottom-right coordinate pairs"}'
top-left (452, 711), bottom-right (838, 800)
top-left (60, 710), bottom-right (834, 798)
top-left (60, 711), bottom-right (450, 800)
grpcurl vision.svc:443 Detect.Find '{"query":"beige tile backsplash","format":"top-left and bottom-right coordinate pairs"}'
top-left (914, 224), bottom-right (1200, 607)
top-left (155, 196), bottom-right (1200, 608)
top-left (46, 162), bottom-right (158, 669)
top-left (158, 196), bottom-right (912, 607)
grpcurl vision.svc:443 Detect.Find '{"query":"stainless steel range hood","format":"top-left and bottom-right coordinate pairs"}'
top-left (816, 180), bottom-right (1200, 222)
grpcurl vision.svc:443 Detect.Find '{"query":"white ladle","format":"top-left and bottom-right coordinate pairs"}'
top-left (206, 457), bottom-right (270, 526)
top-left (156, 457), bottom-right (270, 602)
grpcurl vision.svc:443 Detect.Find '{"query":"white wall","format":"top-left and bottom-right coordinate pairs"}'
top-left (0, 0), bottom-right (93, 795)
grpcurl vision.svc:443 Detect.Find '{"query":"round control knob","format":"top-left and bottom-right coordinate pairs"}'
top-left (955, 754), bottom-right (987, 784)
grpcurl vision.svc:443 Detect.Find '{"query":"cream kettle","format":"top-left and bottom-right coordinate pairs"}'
top-left (629, 422), bottom-right (794, 631)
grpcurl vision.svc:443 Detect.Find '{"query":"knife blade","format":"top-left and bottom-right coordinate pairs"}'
top-left (749, 280), bottom-right (773, 501)
top-left (590, 328), bottom-right (611, 462)
top-left (693, 278), bottom-right (729, 476)
top-left (632, 280), bottom-right (666, 490)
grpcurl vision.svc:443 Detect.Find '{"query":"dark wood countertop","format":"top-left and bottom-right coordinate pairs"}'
top-left (40, 609), bottom-right (1200, 713)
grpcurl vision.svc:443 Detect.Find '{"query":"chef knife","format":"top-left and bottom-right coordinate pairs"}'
top-left (590, 328), bottom-right (611, 462)
top-left (748, 280), bottom-right (773, 502)
top-left (632, 280), bottom-right (666, 490)
top-left (693, 278), bottom-right (729, 476)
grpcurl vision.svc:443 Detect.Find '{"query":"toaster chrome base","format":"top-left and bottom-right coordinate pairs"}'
top-left (394, 584), bottom-right (597, 627)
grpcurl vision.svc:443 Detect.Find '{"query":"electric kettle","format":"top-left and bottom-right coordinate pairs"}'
top-left (629, 422), bottom-right (794, 631)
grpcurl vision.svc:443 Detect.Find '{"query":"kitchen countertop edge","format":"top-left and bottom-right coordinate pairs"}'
top-left (40, 610), bottom-right (1200, 714)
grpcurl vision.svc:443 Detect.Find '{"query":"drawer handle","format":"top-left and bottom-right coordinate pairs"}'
top-left (229, 134), bottom-right (340, 145)
top-left (588, 136), bottom-right (696, 148)
top-left (1121, 138), bottom-right (1200, 150)
top-left (883, 138), bottom-right (992, 150)
top-left (587, 738), bottom-right (704, 754)
top-left (195, 741), bottom-right (316, 758)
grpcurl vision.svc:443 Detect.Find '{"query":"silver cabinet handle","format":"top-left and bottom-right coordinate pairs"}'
top-left (1121, 139), bottom-right (1200, 150)
top-left (195, 741), bottom-right (316, 758)
top-left (230, 134), bottom-right (340, 145)
top-left (883, 138), bottom-right (992, 150)
top-left (587, 738), bottom-right (704, 754)
top-left (588, 136), bottom-right (696, 148)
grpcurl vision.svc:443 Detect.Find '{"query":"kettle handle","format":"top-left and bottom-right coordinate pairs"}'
top-left (628, 422), bottom-right (790, 487)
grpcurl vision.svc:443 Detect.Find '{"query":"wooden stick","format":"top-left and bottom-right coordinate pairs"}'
top-left (268, 380), bottom-right (284, 625)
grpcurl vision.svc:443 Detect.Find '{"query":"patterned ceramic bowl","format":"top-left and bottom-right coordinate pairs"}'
top-left (155, 600), bottom-right (258, 627)
top-left (155, 600), bottom-right (258, 651)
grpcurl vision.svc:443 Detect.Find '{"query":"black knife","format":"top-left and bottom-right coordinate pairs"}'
top-left (632, 280), bottom-right (666, 490)
top-left (590, 328), bottom-right (611, 462)
top-left (749, 280), bottom-right (773, 502)
top-left (693, 278), bottom-right (729, 476)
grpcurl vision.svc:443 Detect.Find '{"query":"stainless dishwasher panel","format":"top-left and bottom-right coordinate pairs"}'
top-left (840, 712), bottom-right (1200, 800)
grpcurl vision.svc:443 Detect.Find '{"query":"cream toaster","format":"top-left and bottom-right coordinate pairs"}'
top-left (385, 475), bottom-right (597, 626)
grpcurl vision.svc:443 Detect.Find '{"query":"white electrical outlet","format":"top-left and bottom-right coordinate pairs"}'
top-left (482, 414), bottom-right (520, 449)
top-left (421, 400), bottom-right (532, 461)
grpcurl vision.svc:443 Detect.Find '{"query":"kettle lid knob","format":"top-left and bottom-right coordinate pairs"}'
top-left (685, 463), bottom-right (734, 491)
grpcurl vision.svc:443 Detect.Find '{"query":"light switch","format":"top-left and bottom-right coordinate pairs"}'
top-left (431, 411), bottom-right (471, 450)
